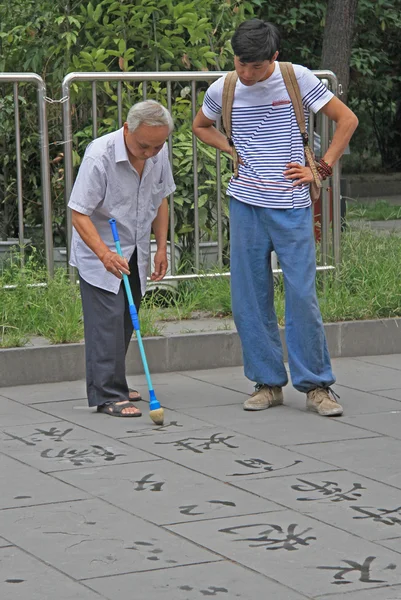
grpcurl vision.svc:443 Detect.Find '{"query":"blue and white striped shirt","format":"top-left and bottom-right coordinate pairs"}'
top-left (202, 62), bottom-right (333, 209)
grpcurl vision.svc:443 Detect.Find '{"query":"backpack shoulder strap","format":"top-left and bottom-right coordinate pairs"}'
top-left (222, 71), bottom-right (239, 178)
top-left (279, 62), bottom-right (321, 189)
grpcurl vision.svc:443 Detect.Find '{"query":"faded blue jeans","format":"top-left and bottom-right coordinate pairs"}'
top-left (229, 197), bottom-right (335, 393)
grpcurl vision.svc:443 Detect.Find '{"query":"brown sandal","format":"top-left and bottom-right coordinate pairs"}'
top-left (97, 401), bottom-right (142, 418)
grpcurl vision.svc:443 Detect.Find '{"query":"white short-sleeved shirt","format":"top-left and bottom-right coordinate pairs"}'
top-left (202, 62), bottom-right (333, 209)
top-left (68, 127), bottom-right (176, 295)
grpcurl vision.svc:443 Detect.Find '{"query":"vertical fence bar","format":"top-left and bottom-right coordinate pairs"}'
top-left (62, 79), bottom-right (74, 279)
top-left (36, 77), bottom-right (53, 276)
top-left (92, 81), bottom-right (98, 139)
top-left (143, 81), bottom-right (147, 100)
top-left (320, 111), bottom-right (330, 265)
top-left (215, 115), bottom-right (223, 267)
top-left (166, 80), bottom-right (176, 275)
top-left (332, 118), bottom-right (341, 266)
top-left (117, 81), bottom-right (123, 128)
top-left (191, 80), bottom-right (199, 270)
top-left (13, 83), bottom-right (24, 254)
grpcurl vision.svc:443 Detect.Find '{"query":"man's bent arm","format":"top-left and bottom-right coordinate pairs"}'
top-left (71, 210), bottom-right (129, 278)
top-left (319, 97), bottom-right (359, 166)
top-left (192, 109), bottom-right (233, 154)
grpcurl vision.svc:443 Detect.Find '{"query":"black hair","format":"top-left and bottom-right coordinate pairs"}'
top-left (231, 19), bottom-right (280, 63)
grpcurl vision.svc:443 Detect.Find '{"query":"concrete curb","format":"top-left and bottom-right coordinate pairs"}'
top-left (1, 318), bottom-right (400, 388)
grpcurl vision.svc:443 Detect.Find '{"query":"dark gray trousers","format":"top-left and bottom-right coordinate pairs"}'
top-left (79, 250), bottom-right (142, 407)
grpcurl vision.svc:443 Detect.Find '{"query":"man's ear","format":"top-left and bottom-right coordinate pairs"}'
top-left (273, 51), bottom-right (279, 61)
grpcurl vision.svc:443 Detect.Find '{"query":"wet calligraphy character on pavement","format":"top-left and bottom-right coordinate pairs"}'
top-left (155, 433), bottom-right (238, 454)
top-left (228, 457), bottom-right (302, 477)
top-left (40, 444), bottom-right (124, 466)
top-left (317, 556), bottom-right (394, 584)
top-left (291, 478), bottom-right (365, 502)
top-left (220, 522), bottom-right (316, 551)
top-left (5, 427), bottom-right (74, 447)
top-left (134, 474), bottom-right (165, 492)
top-left (351, 506), bottom-right (401, 526)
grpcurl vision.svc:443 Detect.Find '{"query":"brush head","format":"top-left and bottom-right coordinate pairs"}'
top-left (149, 407), bottom-right (164, 426)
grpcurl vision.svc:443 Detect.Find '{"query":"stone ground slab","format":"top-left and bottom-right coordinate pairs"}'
top-left (2, 354), bottom-right (401, 598)
top-left (229, 469), bottom-right (401, 542)
top-left (332, 385), bottom-right (401, 416)
top-left (53, 459), bottom-right (282, 526)
top-left (167, 510), bottom-right (401, 598)
top-left (333, 357), bottom-right (401, 392)
top-left (0, 537), bottom-right (12, 548)
top-left (0, 499), bottom-right (219, 580)
top-left (378, 538), bottom-right (401, 555)
top-left (124, 426), bottom-right (341, 481)
top-left (30, 398), bottom-right (212, 440)
top-left (85, 560), bottom-right (307, 600)
top-left (0, 421), bottom-right (159, 473)
top-left (377, 388), bottom-right (401, 402)
top-left (354, 355), bottom-right (401, 371)
top-left (341, 411), bottom-right (401, 440)
top-left (0, 454), bottom-right (88, 509)
top-left (0, 396), bottom-right (59, 427)
top-left (315, 583), bottom-right (401, 600)
top-left (181, 402), bottom-right (380, 447)
top-left (0, 547), bottom-right (107, 600)
top-left (0, 379), bottom-right (87, 404)
top-left (287, 436), bottom-right (401, 489)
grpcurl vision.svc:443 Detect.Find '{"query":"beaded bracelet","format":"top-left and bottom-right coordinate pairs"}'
top-left (316, 159), bottom-right (333, 180)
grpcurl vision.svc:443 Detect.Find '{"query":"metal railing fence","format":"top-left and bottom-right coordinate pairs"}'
top-left (0, 73), bottom-right (53, 274)
top-left (62, 70), bottom-right (340, 281)
top-left (1, 70), bottom-right (339, 281)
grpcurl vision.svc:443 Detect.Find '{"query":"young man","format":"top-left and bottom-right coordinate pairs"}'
top-left (193, 19), bottom-right (358, 416)
top-left (69, 100), bottom-right (175, 417)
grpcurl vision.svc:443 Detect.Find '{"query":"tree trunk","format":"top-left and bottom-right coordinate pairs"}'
top-left (320, 0), bottom-right (358, 105)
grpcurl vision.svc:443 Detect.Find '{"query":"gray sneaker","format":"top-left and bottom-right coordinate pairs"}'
top-left (306, 387), bottom-right (343, 416)
top-left (243, 384), bottom-right (284, 411)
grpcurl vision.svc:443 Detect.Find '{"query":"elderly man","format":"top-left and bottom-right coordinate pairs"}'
top-left (68, 100), bottom-right (175, 417)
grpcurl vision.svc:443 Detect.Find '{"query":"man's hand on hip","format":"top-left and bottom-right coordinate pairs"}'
top-left (284, 162), bottom-right (314, 186)
top-left (151, 248), bottom-right (168, 281)
top-left (102, 251), bottom-right (130, 279)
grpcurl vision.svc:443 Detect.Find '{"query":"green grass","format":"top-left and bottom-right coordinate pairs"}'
top-left (346, 200), bottom-right (401, 221)
top-left (1, 227), bottom-right (400, 348)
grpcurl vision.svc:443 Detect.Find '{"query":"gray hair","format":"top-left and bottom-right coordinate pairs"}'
top-left (126, 100), bottom-right (174, 133)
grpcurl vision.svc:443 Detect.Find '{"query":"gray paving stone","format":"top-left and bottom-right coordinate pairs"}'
top-left (53, 459), bottom-right (282, 526)
top-left (0, 454), bottom-right (88, 509)
top-left (354, 355), bottom-right (401, 371)
top-left (332, 357), bottom-right (401, 392)
top-left (0, 396), bottom-right (59, 426)
top-left (341, 411), bottom-right (401, 440)
top-left (0, 537), bottom-right (12, 548)
top-left (29, 399), bottom-right (212, 439)
top-left (230, 469), bottom-right (401, 542)
top-left (124, 426), bottom-right (342, 481)
top-left (0, 499), bottom-right (219, 580)
top-left (0, 380), bottom-right (87, 404)
top-left (0, 546), bottom-right (108, 599)
top-left (334, 385), bottom-right (401, 415)
top-left (86, 560), bottom-right (307, 600)
top-left (179, 366), bottom-right (253, 394)
top-left (0, 421), bottom-right (159, 473)
top-left (377, 388), bottom-right (401, 402)
top-left (315, 583), bottom-right (401, 599)
top-left (180, 402), bottom-right (379, 446)
top-left (378, 538), bottom-right (401, 554)
top-left (167, 511), bottom-right (401, 597)
top-left (287, 436), bottom-right (401, 489)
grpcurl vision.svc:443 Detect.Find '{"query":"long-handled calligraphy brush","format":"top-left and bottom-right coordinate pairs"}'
top-left (109, 218), bottom-right (164, 425)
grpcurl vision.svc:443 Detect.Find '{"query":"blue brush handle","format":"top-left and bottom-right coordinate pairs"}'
top-left (109, 219), bottom-right (160, 410)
